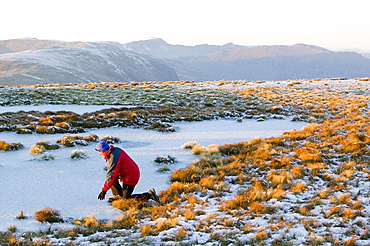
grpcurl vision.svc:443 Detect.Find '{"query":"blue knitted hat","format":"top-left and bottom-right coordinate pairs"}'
top-left (95, 141), bottom-right (110, 152)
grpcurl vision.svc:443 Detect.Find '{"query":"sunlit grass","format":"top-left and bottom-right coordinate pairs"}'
top-left (2, 78), bottom-right (370, 245)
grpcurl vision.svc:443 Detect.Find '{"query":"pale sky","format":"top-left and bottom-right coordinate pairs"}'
top-left (2, 0), bottom-right (370, 52)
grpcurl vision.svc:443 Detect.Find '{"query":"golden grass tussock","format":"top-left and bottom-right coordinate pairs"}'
top-left (111, 198), bottom-right (146, 211)
top-left (221, 183), bottom-right (287, 212)
top-left (268, 157), bottom-right (293, 169)
top-left (181, 141), bottom-right (198, 149)
top-left (330, 193), bottom-right (352, 205)
top-left (250, 143), bottom-right (277, 161)
top-left (34, 207), bottom-right (63, 223)
top-left (267, 184), bottom-right (287, 200)
top-left (338, 139), bottom-right (367, 152)
top-left (284, 129), bottom-right (312, 140)
top-left (170, 165), bottom-right (200, 183)
top-left (147, 205), bottom-right (171, 220)
top-left (255, 230), bottom-right (269, 241)
top-left (30, 141), bottom-right (60, 153)
top-left (54, 122), bottom-right (70, 128)
top-left (0, 141), bottom-right (24, 151)
top-left (290, 165), bottom-right (306, 179)
top-left (199, 176), bottom-right (225, 191)
top-left (342, 236), bottom-right (359, 246)
top-left (29, 144), bottom-right (46, 154)
top-left (305, 162), bottom-right (327, 171)
top-left (249, 202), bottom-right (269, 215)
top-left (290, 182), bottom-right (307, 193)
top-left (183, 209), bottom-right (196, 220)
top-left (335, 161), bottom-right (356, 174)
top-left (350, 200), bottom-right (364, 210)
top-left (296, 206), bottom-right (311, 216)
top-left (340, 169), bottom-right (355, 179)
top-left (340, 208), bottom-right (358, 220)
top-left (220, 194), bottom-right (250, 211)
top-left (156, 217), bottom-right (179, 232)
top-left (82, 215), bottom-right (99, 228)
top-left (326, 205), bottom-right (343, 218)
top-left (192, 144), bottom-right (207, 155)
top-left (318, 188), bottom-right (332, 199)
top-left (160, 181), bottom-right (198, 204)
top-left (140, 224), bottom-right (155, 237)
top-left (182, 194), bottom-right (202, 206)
top-left (294, 147), bottom-right (322, 162)
top-left (105, 210), bottom-right (138, 229)
top-left (266, 170), bottom-right (292, 186)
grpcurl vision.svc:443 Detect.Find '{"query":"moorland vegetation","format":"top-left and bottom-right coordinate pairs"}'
top-left (1, 78), bottom-right (370, 245)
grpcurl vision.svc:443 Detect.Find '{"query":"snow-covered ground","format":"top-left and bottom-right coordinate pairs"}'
top-left (0, 105), bottom-right (306, 232)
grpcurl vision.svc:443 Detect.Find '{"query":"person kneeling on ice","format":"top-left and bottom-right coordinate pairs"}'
top-left (95, 141), bottom-right (160, 203)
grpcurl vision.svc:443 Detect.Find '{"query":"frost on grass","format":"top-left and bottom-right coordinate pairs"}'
top-left (70, 149), bottom-right (88, 159)
top-left (29, 141), bottom-right (60, 154)
top-left (154, 155), bottom-right (177, 164)
top-left (3, 78), bottom-right (370, 245)
top-left (0, 141), bottom-right (24, 151)
top-left (32, 152), bottom-right (55, 161)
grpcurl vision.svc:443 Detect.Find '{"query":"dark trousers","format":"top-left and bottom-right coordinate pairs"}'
top-left (111, 179), bottom-right (149, 201)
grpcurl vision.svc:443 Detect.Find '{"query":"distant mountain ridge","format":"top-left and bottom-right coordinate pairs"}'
top-left (0, 39), bottom-right (178, 86)
top-left (0, 39), bottom-right (72, 54)
top-left (122, 38), bottom-right (244, 58)
top-left (0, 38), bottom-right (369, 85)
top-left (181, 52), bottom-right (370, 81)
top-left (189, 44), bottom-right (331, 62)
top-left (123, 39), bottom-right (370, 81)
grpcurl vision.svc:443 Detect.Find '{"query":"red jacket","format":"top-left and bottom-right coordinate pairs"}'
top-left (102, 146), bottom-right (140, 192)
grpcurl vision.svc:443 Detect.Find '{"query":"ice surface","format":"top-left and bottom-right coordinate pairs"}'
top-left (0, 105), bottom-right (307, 231)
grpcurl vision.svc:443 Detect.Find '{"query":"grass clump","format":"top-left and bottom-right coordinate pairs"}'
top-left (57, 134), bottom-right (99, 147)
top-left (82, 215), bottom-right (99, 228)
top-left (101, 135), bottom-right (121, 143)
top-left (70, 149), bottom-right (88, 159)
top-left (30, 141), bottom-right (60, 153)
top-left (7, 225), bottom-right (17, 233)
top-left (38, 153), bottom-right (55, 161)
top-left (0, 141), bottom-right (24, 151)
top-left (154, 155), bottom-right (177, 164)
top-left (181, 141), bottom-right (198, 149)
top-left (157, 165), bottom-right (170, 172)
top-left (111, 198), bottom-right (147, 211)
top-left (34, 207), bottom-right (63, 223)
top-left (16, 210), bottom-right (27, 220)
top-left (105, 211), bottom-right (139, 229)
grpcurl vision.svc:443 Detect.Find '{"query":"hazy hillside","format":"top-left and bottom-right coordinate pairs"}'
top-left (0, 40), bottom-right (178, 86)
top-left (122, 39), bottom-right (370, 81)
top-left (122, 38), bottom-right (244, 58)
top-left (361, 53), bottom-right (370, 59)
top-left (174, 52), bottom-right (370, 81)
top-left (188, 44), bottom-right (331, 62)
top-left (0, 39), bottom-right (71, 54)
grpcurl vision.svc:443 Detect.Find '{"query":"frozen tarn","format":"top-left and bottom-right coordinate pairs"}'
top-left (0, 118), bottom-right (307, 232)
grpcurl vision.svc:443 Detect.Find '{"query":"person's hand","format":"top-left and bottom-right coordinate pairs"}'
top-left (98, 191), bottom-right (107, 200)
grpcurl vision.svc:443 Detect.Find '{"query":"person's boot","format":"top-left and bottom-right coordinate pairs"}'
top-left (148, 188), bottom-right (161, 204)
top-left (108, 195), bottom-right (123, 203)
